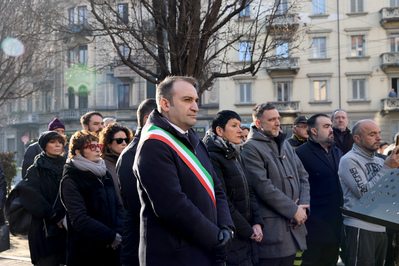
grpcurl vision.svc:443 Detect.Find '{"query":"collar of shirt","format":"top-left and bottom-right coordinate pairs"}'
top-left (164, 118), bottom-right (188, 135)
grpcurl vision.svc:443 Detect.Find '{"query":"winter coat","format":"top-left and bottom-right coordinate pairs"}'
top-left (295, 139), bottom-right (343, 244)
top-left (60, 162), bottom-right (124, 266)
top-left (104, 152), bottom-right (122, 204)
top-left (0, 163), bottom-right (6, 224)
top-left (203, 132), bottom-right (264, 266)
top-left (133, 110), bottom-right (234, 265)
top-left (19, 152), bottom-right (66, 264)
top-left (332, 127), bottom-right (354, 155)
top-left (241, 126), bottom-right (310, 259)
top-left (115, 128), bottom-right (142, 266)
top-left (287, 134), bottom-right (307, 149)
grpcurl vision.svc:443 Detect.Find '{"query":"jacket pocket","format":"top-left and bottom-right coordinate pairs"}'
top-left (261, 216), bottom-right (284, 245)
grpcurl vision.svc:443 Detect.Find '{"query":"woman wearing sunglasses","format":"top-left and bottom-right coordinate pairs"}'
top-left (60, 130), bottom-right (123, 266)
top-left (99, 124), bottom-right (132, 203)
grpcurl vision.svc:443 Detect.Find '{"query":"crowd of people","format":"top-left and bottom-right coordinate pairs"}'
top-left (1, 75), bottom-right (399, 266)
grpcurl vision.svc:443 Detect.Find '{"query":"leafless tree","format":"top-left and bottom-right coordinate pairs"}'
top-left (81, 0), bottom-right (307, 96)
top-left (0, 0), bottom-right (63, 108)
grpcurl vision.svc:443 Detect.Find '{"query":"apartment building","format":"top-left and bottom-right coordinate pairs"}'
top-left (220, 0), bottom-right (399, 141)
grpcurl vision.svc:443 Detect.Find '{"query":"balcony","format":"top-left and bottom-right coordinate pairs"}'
top-left (268, 101), bottom-right (300, 114)
top-left (380, 7), bottom-right (399, 29)
top-left (58, 109), bottom-right (91, 121)
top-left (266, 13), bottom-right (300, 31)
top-left (7, 113), bottom-right (39, 125)
top-left (381, 98), bottom-right (399, 115)
top-left (381, 52), bottom-right (399, 72)
top-left (266, 57), bottom-right (300, 75)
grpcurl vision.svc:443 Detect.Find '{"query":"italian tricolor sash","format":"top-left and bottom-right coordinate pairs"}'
top-left (141, 125), bottom-right (216, 208)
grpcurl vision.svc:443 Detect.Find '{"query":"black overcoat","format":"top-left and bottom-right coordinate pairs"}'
top-left (296, 139), bottom-right (343, 243)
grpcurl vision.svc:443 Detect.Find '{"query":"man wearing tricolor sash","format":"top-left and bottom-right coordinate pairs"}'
top-left (133, 76), bottom-right (234, 265)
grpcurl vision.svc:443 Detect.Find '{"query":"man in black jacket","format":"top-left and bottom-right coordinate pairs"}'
top-left (115, 98), bottom-right (156, 266)
top-left (133, 76), bottom-right (234, 265)
top-left (332, 109), bottom-right (354, 154)
top-left (296, 114), bottom-right (343, 266)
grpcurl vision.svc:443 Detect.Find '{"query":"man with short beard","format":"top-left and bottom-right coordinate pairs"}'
top-left (339, 119), bottom-right (399, 265)
top-left (296, 114), bottom-right (343, 266)
top-left (80, 111), bottom-right (104, 133)
top-left (241, 103), bottom-right (310, 266)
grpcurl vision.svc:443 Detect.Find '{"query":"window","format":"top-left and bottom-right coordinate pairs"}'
top-left (117, 4), bottom-right (129, 24)
top-left (239, 3), bottom-right (250, 19)
top-left (313, 80), bottom-right (327, 101)
top-left (313, 0), bottom-right (325, 15)
top-left (118, 44), bottom-right (130, 58)
top-left (44, 91), bottom-right (51, 112)
top-left (276, 0), bottom-right (289, 14)
top-left (78, 86), bottom-right (88, 108)
top-left (350, 0), bottom-right (363, 13)
top-left (276, 42), bottom-right (289, 58)
top-left (118, 84), bottom-right (130, 108)
top-left (351, 36), bottom-right (364, 56)
top-left (239, 83), bottom-right (251, 103)
top-left (68, 8), bottom-right (74, 25)
top-left (391, 0), bottom-right (399, 7)
top-left (239, 42), bottom-right (251, 61)
top-left (391, 35), bottom-right (399, 52)
top-left (312, 38), bottom-right (326, 58)
top-left (68, 87), bottom-right (75, 109)
top-left (352, 79), bottom-right (366, 100)
top-left (78, 6), bottom-right (87, 27)
top-left (27, 98), bottom-right (32, 113)
top-left (79, 46), bottom-right (88, 65)
top-left (277, 82), bottom-right (290, 101)
top-left (68, 49), bottom-right (75, 66)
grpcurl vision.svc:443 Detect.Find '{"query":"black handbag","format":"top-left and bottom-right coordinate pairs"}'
top-left (5, 183), bottom-right (32, 236)
top-left (0, 223), bottom-right (10, 252)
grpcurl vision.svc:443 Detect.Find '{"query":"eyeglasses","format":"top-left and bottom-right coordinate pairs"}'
top-left (112, 138), bottom-right (130, 144)
top-left (81, 144), bottom-right (103, 151)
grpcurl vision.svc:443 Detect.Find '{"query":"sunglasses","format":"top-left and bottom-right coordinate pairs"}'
top-left (112, 138), bottom-right (130, 144)
top-left (81, 144), bottom-right (103, 151)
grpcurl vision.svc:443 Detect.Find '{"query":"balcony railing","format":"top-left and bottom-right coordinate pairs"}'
top-left (268, 101), bottom-right (300, 113)
top-left (266, 57), bottom-right (300, 74)
top-left (381, 52), bottom-right (399, 71)
top-left (266, 13), bottom-right (299, 29)
top-left (7, 114), bottom-right (39, 125)
top-left (380, 7), bottom-right (399, 27)
top-left (382, 98), bottom-right (399, 114)
top-left (58, 109), bottom-right (91, 120)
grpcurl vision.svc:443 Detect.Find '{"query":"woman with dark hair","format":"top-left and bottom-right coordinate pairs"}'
top-left (60, 130), bottom-right (124, 266)
top-left (99, 124), bottom-right (132, 202)
top-left (203, 110), bottom-right (264, 266)
top-left (19, 131), bottom-right (67, 266)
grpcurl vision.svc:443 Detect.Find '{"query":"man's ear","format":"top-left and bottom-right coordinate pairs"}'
top-left (311, 127), bottom-right (317, 136)
top-left (83, 124), bottom-right (89, 130)
top-left (160, 98), bottom-right (170, 112)
top-left (353, 134), bottom-right (360, 143)
top-left (255, 119), bottom-right (261, 129)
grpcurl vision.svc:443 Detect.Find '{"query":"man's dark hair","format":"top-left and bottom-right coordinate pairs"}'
top-left (252, 103), bottom-right (275, 122)
top-left (80, 111), bottom-right (103, 127)
top-left (307, 113), bottom-right (329, 136)
top-left (156, 76), bottom-right (198, 112)
top-left (137, 99), bottom-right (157, 127)
top-left (331, 109), bottom-right (348, 120)
top-left (211, 110), bottom-right (241, 133)
top-left (240, 125), bottom-right (250, 131)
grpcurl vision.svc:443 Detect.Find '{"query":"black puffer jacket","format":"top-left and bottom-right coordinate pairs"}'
top-left (19, 152), bottom-right (67, 264)
top-left (204, 132), bottom-right (263, 265)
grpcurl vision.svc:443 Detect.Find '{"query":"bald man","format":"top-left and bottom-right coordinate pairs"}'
top-left (338, 119), bottom-right (399, 266)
